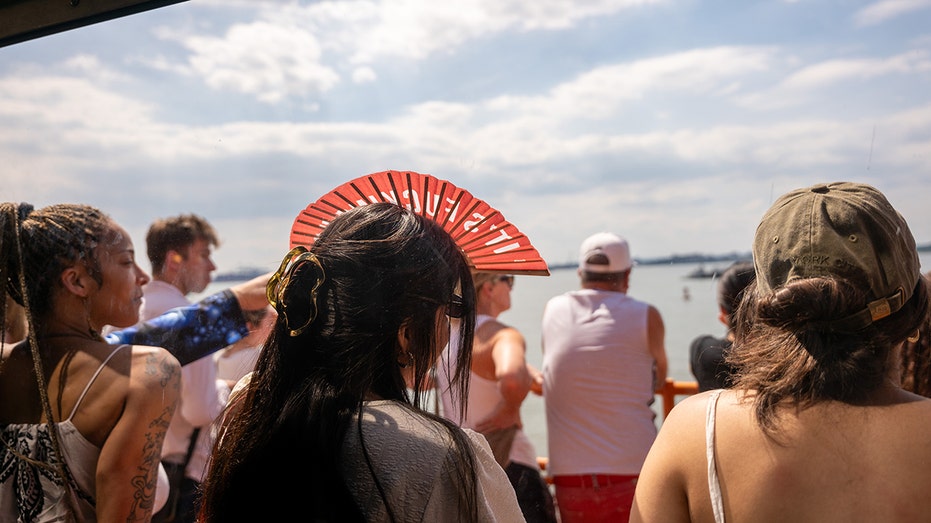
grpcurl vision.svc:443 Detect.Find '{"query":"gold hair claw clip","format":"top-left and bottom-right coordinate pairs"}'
top-left (267, 246), bottom-right (326, 337)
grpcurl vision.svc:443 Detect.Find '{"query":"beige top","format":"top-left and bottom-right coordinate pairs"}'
top-left (343, 400), bottom-right (525, 522)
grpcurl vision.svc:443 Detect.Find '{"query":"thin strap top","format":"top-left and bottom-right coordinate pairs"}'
top-left (0, 344), bottom-right (130, 521)
top-left (66, 344), bottom-right (129, 422)
top-left (706, 389), bottom-right (725, 523)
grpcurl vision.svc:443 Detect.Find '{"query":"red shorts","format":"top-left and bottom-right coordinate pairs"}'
top-left (552, 474), bottom-right (638, 523)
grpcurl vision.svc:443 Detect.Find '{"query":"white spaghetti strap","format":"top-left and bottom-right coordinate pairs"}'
top-left (706, 389), bottom-right (726, 523)
top-left (66, 344), bottom-right (130, 422)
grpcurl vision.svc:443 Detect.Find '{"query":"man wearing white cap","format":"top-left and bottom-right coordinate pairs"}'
top-left (541, 232), bottom-right (667, 523)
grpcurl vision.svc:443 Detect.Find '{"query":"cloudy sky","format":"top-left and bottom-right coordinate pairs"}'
top-left (2, 0), bottom-right (930, 274)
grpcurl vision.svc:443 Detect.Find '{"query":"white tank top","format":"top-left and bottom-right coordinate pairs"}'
top-left (0, 344), bottom-right (129, 522)
top-left (437, 315), bottom-right (539, 468)
top-left (541, 289), bottom-right (658, 476)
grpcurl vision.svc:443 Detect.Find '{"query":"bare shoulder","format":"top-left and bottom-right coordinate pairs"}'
top-left (476, 318), bottom-right (508, 337)
top-left (661, 389), bottom-right (720, 436)
top-left (476, 319), bottom-right (524, 348)
top-left (643, 390), bottom-right (720, 474)
top-left (127, 345), bottom-right (181, 392)
top-left (491, 324), bottom-right (525, 345)
top-left (635, 391), bottom-right (721, 522)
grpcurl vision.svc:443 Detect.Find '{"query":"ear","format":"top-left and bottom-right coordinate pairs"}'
top-left (476, 280), bottom-right (490, 297)
top-left (718, 308), bottom-right (728, 327)
top-left (166, 250), bottom-right (184, 268)
top-left (396, 322), bottom-right (412, 352)
top-left (60, 265), bottom-right (93, 298)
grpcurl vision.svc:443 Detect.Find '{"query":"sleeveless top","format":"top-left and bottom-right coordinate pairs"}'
top-left (0, 344), bottom-right (129, 522)
top-left (541, 289), bottom-right (656, 475)
top-left (437, 315), bottom-right (539, 469)
top-left (706, 389), bottom-right (726, 523)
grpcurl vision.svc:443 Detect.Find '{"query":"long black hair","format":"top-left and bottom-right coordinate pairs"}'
top-left (199, 203), bottom-right (479, 521)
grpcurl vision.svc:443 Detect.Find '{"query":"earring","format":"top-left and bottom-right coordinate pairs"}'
top-left (83, 298), bottom-right (99, 339)
top-left (907, 330), bottom-right (921, 343)
top-left (397, 351), bottom-right (414, 368)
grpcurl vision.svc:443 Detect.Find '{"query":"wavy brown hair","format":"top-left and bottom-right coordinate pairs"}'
top-left (901, 272), bottom-right (931, 397)
top-left (727, 274), bottom-right (929, 434)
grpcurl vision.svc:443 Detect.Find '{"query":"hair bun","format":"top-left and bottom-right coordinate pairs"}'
top-left (17, 203), bottom-right (33, 222)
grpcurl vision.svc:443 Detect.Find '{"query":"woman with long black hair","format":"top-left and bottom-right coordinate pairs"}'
top-left (199, 202), bottom-right (524, 522)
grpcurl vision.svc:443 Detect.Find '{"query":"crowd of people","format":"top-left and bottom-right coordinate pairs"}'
top-left (0, 179), bottom-right (928, 522)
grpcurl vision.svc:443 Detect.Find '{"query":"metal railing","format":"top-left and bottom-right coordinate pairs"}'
top-left (658, 377), bottom-right (699, 417)
top-left (537, 378), bottom-right (699, 480)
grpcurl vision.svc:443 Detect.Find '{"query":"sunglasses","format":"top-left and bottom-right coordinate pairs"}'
top-left (496, 275), bottom-right (515, 289)
top-left (446, 295), bottom-right (465, 319)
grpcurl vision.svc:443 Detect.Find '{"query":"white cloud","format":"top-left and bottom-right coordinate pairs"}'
top-left (854, 0), bottom-right (931, 27)
top-left (352, 66), bottom-right (377, 83)
top-left (546, 46), bottom-right (775, 116)
top-left (7, 43), bottom-right (928, 190)
top-left (296, 0), bottom-right (665, 64)
top-left (0, 70), bottom-right (157, 142)
top-left (147, 0), bottom-right (664, 102)
top-left (157, 21), bottom-right (340, 102)
top-left (781, 51), bottom-right (931, 90)
top-left (737, 49), bottom-right (931, 110)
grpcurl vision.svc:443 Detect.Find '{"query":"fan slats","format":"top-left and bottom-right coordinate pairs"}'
top-left (290, 170), bottom-right (550, 276)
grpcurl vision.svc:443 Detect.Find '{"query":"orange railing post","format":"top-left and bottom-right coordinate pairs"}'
top-left (658, 378), bottom-right (699, 417)
top-left (538, 379), bottom-right (698, 484)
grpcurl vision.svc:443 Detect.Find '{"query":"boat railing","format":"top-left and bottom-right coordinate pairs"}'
top-left (536, 378), bottom-right (699, 481)
top-left (658, 377), bottom-right (699, 417)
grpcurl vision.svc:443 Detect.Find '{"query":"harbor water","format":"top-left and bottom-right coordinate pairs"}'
top-left (197, 253), bottom-right (931, 460)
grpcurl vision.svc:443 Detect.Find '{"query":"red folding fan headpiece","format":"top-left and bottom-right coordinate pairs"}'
top-left (290, 170), bottom-right (550, 276)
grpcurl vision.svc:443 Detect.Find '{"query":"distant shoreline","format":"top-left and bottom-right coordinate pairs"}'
top-left (215, 242), bottom-right (931, 280)
top-left (549, 241), bottom-right (931, 271)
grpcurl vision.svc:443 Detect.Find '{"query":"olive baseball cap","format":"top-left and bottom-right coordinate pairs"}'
top-left (753, 182), bottom-right (920, 331)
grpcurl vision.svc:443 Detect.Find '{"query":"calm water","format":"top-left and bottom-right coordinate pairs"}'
top-left (197, 253), bottom-right (931, 460)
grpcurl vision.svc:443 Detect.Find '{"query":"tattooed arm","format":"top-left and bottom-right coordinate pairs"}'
top-left (95, 346), bottom-right (181, 522)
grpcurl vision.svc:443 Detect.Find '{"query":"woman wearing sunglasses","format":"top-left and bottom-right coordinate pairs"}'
top-left (438, 272), bottom-right (556, 522)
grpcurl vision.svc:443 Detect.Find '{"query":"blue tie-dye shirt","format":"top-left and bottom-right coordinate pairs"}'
top-left (106, 290), bottom-right (249, 366)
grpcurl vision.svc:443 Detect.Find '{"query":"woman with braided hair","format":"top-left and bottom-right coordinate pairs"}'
top-left (199, 203), bottom-right (524, 522)
top-left (0, 202), bottom-right (181, 522)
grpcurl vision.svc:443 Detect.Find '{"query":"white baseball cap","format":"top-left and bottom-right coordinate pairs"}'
top-left (579, 232), bottom-right (632, 273)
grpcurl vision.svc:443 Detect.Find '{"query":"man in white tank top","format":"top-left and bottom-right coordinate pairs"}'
top-left (541, 232), bottom-right (668, 523)
top-left (437, 272), bottom-right (556, 523)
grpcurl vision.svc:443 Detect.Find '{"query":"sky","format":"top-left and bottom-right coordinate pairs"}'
top-left (1, 0), bottom-right (930, 274)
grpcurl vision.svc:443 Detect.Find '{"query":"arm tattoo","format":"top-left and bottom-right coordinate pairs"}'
top-left (126, 406), bottom-right (174, 522)
top-left (144, 351), bottom-right (179, 389)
